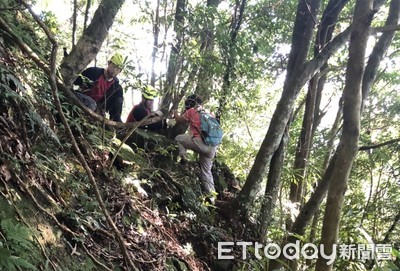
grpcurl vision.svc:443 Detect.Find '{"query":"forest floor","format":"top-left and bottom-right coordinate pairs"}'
top-left (0, 110), bottom-right (244, 271)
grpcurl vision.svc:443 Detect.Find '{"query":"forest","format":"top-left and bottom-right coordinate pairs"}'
top-left (0, 0), bottom-right (399, 270)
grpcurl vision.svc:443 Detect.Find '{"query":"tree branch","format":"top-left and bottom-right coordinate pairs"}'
top-left (372, 23), bottom-right (400, 33)
top-left (359, 137), bottom-right (400, 150)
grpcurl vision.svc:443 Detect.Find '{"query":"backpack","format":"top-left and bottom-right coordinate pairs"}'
top-left (198, 110), bottom-right (223, 146)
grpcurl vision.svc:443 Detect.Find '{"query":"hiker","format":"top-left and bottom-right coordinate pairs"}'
top-left (73, 53), bottom-right (124, 122)
top-left (173, 94), bottom-right (218, 203)
top-left (126, 85), bottom-right (164, 131)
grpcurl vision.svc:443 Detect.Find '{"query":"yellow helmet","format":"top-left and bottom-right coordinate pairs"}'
top-left (142, 85), bottom-right (157, 100)
top-left (109, 53), bottom-right (124, 69)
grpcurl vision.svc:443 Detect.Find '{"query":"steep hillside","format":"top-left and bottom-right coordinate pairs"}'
top-left (0, 44), bottom-right (243, 271)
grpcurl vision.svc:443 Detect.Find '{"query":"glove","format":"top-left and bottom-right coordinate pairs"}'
top-left (167, 118), bottom-right (176, 127)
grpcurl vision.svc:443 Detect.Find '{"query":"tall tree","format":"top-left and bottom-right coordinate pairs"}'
top-left (268, 2), bottom-right (394, 269)
top-left (160, 0), bottom-right (186, 112)
top-left (257, 125), bottom-right (289, 240)
top-left (167, 0), bottom-right (222, 109)
top-left (233, 0), bottom-right (321, 219)
top-left (72, 0), bottom-right (77, 47)
top-left (289, 0), bottom-right (349, 207)
top-left (194, 0), bottom-right (222, 101)
top-left (60, 0), bottom-right (125, 85)
top-left (285, 4), bottom-right (350, 267)
top-left (216, 0), bottom-right (246, 121)
top-left (269, 0), bottom-right (393, 268)
top-left (278, 0), bottom-right (396, 268)
top-left (315, 1), bottom-right (373, 269)
top-left (150, 0), bottom-right (161, 87)
top-left (83, 0), bottom-right (91, 31)
top-left (362, 0), bottom-right (400, 107)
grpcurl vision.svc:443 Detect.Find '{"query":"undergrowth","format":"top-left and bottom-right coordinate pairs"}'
top-left (0, 202), bottom-right (39, 271)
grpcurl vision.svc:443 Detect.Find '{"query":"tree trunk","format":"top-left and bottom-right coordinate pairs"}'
top-left (160, 0), bottom-right (186, 112)
top-left (267, 100), bottom-right (343, 271)
top-left (150, 0), bottom-right (161, 87)
top-left (234, 0), bottom-right (321, 219)
top-left (234, 0), bottom-right (385, 229)
top-left (368, 210), bottom-right (400, 269)
top-left (364, 1), bottom-right (400, 269)
top-left (215, 0), bottom-right (246, 121)
top-left (362, 0), bottom-right (400, 109)
top-left (60, 0), bottom-right (125, 85)
top-left (194, 0), bottom-right (221, 101)
top-left (286, 5), bottom-right (350, 265)
top-left (307, 210), bottom-right (320, 260)
top-left (72, 0), bottom-right (77, 47)
top-left (271, 1), bottom-right (397, 267)
top-left (83, 0), bottom-right (91, 31)
top-left (289, 78), bottom-right (317, 204)
top-left (289, 0), bottom-right (349, 207)
top-left (315, 1), bottom-right (373, 270)
top-left (291, 100), bottom-right (342, 234)
top-left (257, 125), bottom-right (289, 241)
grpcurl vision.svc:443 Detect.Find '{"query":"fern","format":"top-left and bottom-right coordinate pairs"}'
top-left (0, 219), bottom-right (38, 271)
top-left (1, 255), bottom-right (37, 271)
top-left (1, 219), bottom-right (34, 250)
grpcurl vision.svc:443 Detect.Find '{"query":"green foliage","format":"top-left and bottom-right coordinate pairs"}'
top-left (26, 110), bottom-right (62, 146)
top-left (1, 219), bottom-right (34, 252)
top-left (1, 6), bottom-right (53, 61)
top-left (0, 218), bottom-right (38, 271)
top-left (217, 85), bottom-right (282, 180)
top-left (2, 0), bottom-right (400, 270)
top-left (0, 68), bottom-right (25, 104)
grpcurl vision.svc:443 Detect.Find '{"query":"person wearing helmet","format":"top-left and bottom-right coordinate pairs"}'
top-left (126, 85), bottom-right (165, 131)
top-left (173, 94), bottom-right (218, 204)
top-left (73, 53), bottom-right (125, 122)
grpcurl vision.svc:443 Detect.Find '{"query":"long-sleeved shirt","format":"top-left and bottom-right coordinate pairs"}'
top-left (73, 67), bottom-right (123, 122)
